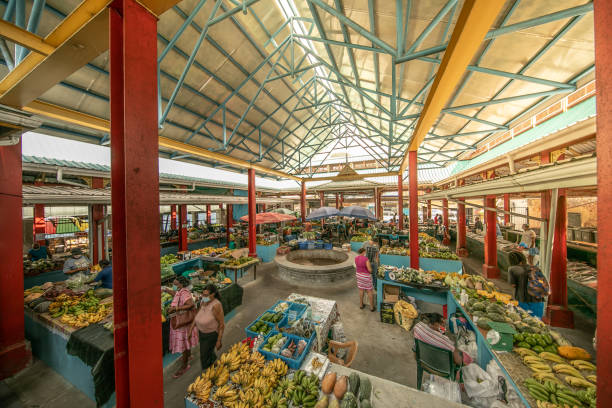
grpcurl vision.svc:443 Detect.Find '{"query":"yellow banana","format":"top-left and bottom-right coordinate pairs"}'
top-left (587, 374), bottom-right (596, 384)
top-left (539, 352), bottom-right (565, 364)
top-left (570, 359), bottom-right (596, 371)
top-left (564, 376), bottom-right (595, 388)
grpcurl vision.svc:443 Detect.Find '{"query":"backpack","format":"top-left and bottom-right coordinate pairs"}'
top-left (525, 265), bottom-right (549, 301)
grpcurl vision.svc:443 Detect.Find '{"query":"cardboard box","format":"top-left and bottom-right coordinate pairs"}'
top-left (383, 285), bottom-right (400, 303)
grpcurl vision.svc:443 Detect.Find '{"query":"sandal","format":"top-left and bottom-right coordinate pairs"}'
top-left (370, 306), bottom-right (376, 312)
top-left (173, 364), bottom-right (190, 378)
top-left (359, 304), bottom-right (366, 309)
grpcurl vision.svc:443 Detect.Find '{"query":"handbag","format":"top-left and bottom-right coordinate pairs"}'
top-left (170, 292), bottom-right (196, 329)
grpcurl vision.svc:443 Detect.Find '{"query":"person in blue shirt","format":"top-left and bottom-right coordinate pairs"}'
top-left (28, 243), bottom-right (50, 261)
top-left (92, 259), bottom-right (113, 289)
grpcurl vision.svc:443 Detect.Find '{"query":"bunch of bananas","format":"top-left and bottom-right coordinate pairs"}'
top-left (569, 360), bottom-right (596, 371)
top-left (286, 370), bottom-right (319, 408)
top-left (215, 366), bottom-right (230, 387)
top-left (231, 371), bottom-right (254, 389)
top-left (238, 388), bottom-right (264, 407)
top-left (187, 374), bottom-right (212, 403)
top-left (533, 372), bottom-right (563, 385)
top-left (524, 356), bottom-right (553, 373)
top-left (524, 378), bottom-right (584, 407)
top-left (552, 364), bottom-right (584, 379)
top-left (268, 358), bottom-right (288, 377)
top-left (515, 347), bottom-right (538, 357)
top-left (586, 375), bottom-right (596, 384)
top-left (214, 384), bottom-right (238, 404)
top-left (218, 342), bottom-right (250, 371)
top-left (247, 352), bottom-right (266, 369)
top-left (202, 363), bottom-right (230, 387)
top-left (539, 352), bottom-right (566, 364)
top-left (264, 390), bottom-right (288, 408)
top-left (564, 375), bottom-right (595, 388)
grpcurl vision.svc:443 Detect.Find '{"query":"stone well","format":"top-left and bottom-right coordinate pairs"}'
top-left (274, 249), bottom-right (356, 285)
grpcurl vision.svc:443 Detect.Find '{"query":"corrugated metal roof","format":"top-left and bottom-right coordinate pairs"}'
top-left (312, 179), bottom-right (383, 191)
top-left (22, 185), bottom-right (294, 206)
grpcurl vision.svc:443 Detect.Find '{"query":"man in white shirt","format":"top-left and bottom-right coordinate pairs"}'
top-left (63, 248), bottom-right (90, 274)
top-left (517, 223), bottom-right (537, 265)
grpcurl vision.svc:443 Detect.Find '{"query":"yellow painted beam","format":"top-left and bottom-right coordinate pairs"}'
top-left (24, 100), bottom-right (301, 182)
top-left (400, 0), bottom-right (505, 172)
top-left (303, 171), bottom-right (398, 182)
top-left (0, 20), bottom-right (55, 56)
top-left (137, 0), bottom-right (181, 16)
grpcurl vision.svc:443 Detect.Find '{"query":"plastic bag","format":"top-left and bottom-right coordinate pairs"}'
top-left (456, 328), bottom-right (478, 364)
top-left (422, 374), bottom-right (461, 404)
top-left (393, 300), bottom-right (418, 331)
top-left (462, 364), bottom-right (497, 399)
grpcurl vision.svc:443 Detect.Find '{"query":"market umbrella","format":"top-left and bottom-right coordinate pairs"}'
top-left (338, 206), bottom-right (377, 221)
top-left (306, 206), bottom-right (339, 220)
top-left (239, 212), bottom-right (296, 224)
top-left (269, 208), bottom-right (294, 215)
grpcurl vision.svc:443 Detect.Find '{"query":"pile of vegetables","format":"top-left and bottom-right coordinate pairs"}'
top-left (248, 320), bottom-right (272, 336)
top-left (261, 311), bottom-right (284, 324)
top-left (349, 234), bottom-right (369, 242)
top-left (160, 254), bottom-right (179, 280)
top-left (23, 258), bottom-right (57, 274)
top-left (378, 265), bottom-right (451, 287)
top-left (316, 371), bottom-right (372, 408)
top-left (279, 318), bottom-right (316, 339)
top-left (191, 247), bottom-right (233, 258)
top-left (48, 290), bottom-right (112, 328)
top-left (222, 256), bottom-right (257, 267)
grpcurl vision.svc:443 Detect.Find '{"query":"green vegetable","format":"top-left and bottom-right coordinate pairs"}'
top-left (477, 317), bottom-right (491, 329)
top-left (359, 377), bottom-right (371, 401)
top-left (360, 400), bottom-right (372, 408)
top-left (516, 341), bottom-right (531, 349)
top-left (348, 373), bottom-right (360, 396)
top-left (340, 392), bottom-right (357, 408)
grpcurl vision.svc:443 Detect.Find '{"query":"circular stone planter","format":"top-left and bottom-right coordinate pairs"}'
top-left (274, 249), bottom-right (356, 285)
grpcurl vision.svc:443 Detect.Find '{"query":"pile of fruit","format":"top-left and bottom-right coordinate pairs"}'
top-left (161, 292), bottom-right (173, 318)
top-left (248, 320), bottom-right (272, 336)
top-left (262, 333), bottom-right (287, 354)
top-left (349, 234), bottom-right (369, 242)
top-left (186, 342), bottom-right (290, 406)
top-left (223, 256), bottom-right (257, 267)
top-left (378, 265), bottom-right (450, 287)
top-left (261, 311), bottom-right (284, 324)
top-left (419, 249), bottom-right (459, 260)
top-left (160, 254), bottom-right (179, 266)
top-left (257, 238), bottom-right (277, 246)
top-left (48, 291), bottom-right (112, 328)
top-left (316, 371), bottom-right (372, 408)
top-left (514, 333), bottom-right (559, 354)
top-left (191, 247), bottom-right (232, 258)
top-left (23, 258), bottom-right (58, 274)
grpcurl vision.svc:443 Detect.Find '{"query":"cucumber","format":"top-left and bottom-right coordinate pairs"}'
top-left (359, 377), bottom-right (371, 401)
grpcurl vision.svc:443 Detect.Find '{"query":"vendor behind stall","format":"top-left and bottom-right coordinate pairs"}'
top-left (517, 224), bottom-right (537, 265)
top-left (412, 313), bottom-right (472, 366)
top-left (92, 259), bottom-right (112, 289)
top-left (508, 252), bottom-right (549, 318)
top-left (28, 243), bottom-right (51, 261)
top-left (63, 248), bottom-right (90, 274)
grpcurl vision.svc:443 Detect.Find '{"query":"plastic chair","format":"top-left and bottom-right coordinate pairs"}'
top-left (415, 339), bottom-right (462, 390)
top-left (327, 340), bottom-right (358, 367)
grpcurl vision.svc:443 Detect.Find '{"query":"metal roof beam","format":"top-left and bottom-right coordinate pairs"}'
top-left (0, 18), bottom-right (53, 57)
top-left (444, 88), bottom-right (573, 112)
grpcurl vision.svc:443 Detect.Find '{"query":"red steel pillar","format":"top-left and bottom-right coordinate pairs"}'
top-left (109, 2), bottom-right (163, 405)
top-left (178, 204), bottom-right (188, 252)
top-left (262, 203), bottom-right (267, 212)
top-left (91, 177), bottom-right (106, 264)
top-left (456, 198), bottom-right (467, 257)
top-left (482, 195), bottom-right (500, 278)
top-left (594, 2), bottom-right (612, 402)
top-left (442, 198), bottom-right (449, 229)
top-left (408, 151), bottom-right (419, 269)
top-left (248, 169), bottom-right (257, 257)
top-left (427, 200), bottom-right (432, 220)
top-left (335, 193), bottom-right (339, 209)
top-left (503, 194), bottom-right (510, 225)
top-left (301, 181), bottom-right (306, 222)
top-left (170, 204), bottom-right (177, 230)
top-left (545, 190), bottom-right (573, 328)
top-left (226, 204), bottom-right (233, 248)
top-left (421, 206), bottom-right (427, 221)
top-left (320, 192), bottom-right (325, 207)
top-left (0, 140), bottom-right (31, 379)
top-left (33, 204), bottom-right (46, 245)
top-left (340, 193), bottom-right (344, 209)
top-left (397, 174), bottom-right (404, 230)
top-left (206, 204), bottom-right (211, 225)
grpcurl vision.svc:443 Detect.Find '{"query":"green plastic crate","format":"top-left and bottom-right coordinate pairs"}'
top-left (486, 321), bottom-right (516, 352)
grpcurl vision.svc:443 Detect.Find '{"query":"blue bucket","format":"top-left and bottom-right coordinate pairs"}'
top-left (323, 243), bottom-right (332, 250)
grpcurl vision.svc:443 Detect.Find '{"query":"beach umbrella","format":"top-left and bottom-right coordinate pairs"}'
top-left (338, 206), bottom-right (377, 221)
top-left (240, 212), bottom-right (296, 224)
top-left (306, 206), bottom-right (340, 220)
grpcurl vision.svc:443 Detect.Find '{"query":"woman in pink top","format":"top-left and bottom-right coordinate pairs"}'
top-left (355, 247), bottom-right (375, 311)
top-left (164, 275), bottom-right (198, 378)
top-left (189, 284), bottom-right (225, 370)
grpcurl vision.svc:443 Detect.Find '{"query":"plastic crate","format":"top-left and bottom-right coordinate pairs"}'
top-left (298, 241), bottom-right (308, 250)
top-left (380, 302), bottom-right (395, 324)
top-left (269, 300), bottom-right (292, 313)
top-left (314, 240), bottom-right (324, 249)
top-left (260, 310), bottom-right (288, 328)
top-left (245, 317), bottom-right (275, 339)
top-left (323, 243), bottom-right (332, 250)
top-left (287, 302), bottom-right (307, 321)
top-left (258, 331), bottom-right (312, 370)
top-left (306, 242), bottom-right (315, 250)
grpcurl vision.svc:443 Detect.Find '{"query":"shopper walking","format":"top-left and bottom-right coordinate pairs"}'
top-left (361, 239), bottom-right (380, 288)
top-left (517, 223), bottom-right (537, 265)
top-left (190, 284), bottom-right (225, 371)
top-left (355, 248), bottom-right (375, 311)
top-left (165, 275), bottom-right (198, 378)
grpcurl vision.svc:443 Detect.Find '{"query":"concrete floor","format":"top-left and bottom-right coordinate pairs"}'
top-left (1, 252), bottom-right (596, 407)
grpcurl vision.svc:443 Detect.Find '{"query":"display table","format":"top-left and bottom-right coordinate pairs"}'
top-left (287, 293), bottom-right (340, 352)
top-left (377, 276), bottom-right (532, 408)
top-left (24, 269), bottom-right (67, 289)
top-left (380, 254), bottom-right (463, 273)
top-left (257, 243), bottom-right (279, 262)
top-left (160, 237), bottom-right (227, 256)
top-left (221, 259), bottom-right (259, 282)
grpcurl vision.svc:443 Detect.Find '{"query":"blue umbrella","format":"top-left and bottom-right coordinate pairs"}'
top-left (338, 206), bottom-right (377, 221)
top-left (306, 206), bottom-right (339, 220)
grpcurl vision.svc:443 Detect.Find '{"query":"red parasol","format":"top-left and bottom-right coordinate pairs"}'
top-left (239, 212), bottom-right (297, 225)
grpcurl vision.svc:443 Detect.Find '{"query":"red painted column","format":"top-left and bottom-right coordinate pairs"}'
top-left (408, 151), bottom-right (419, 269)
top-left (503, 194), bottom-right (510, 225)
top-left (397, 174), bottom-right (404, 230)
top-left (262, 203), bottom-right (267, 212)
top-left (248, 169), bottom-right (257, 257)
top-left (300, 181), bottom-right (306, 222)
top-left (206, 204), bottom-right (211, 225)
top-left (442, 198), bottom-right (449, 229)
top-left (0, 140), bottom-right (31, 379)
top-left (545, 190), bottom-right (574, 328)
top-left (427, 200), bottom-right (432, 219)
top-left (109, 2), bottom-right (163, 406)
top-left (335, 193), bottom-right (339, 209)
top-left (226, 204), bottom-right (233, 248)
top-left (33, 204), bottom-right (46, 245)
top-left (456, 198), bottom-right (467, 257)
top-left (594, 2), bottom-right (612, 402)
top-left (541, 191), bottom-right (551, 220)
top-left (178, 204), bottom-right (188, 252)
top-left (91, 177), bottom-right (105, 264)
top-left (170, 204), bottom-right (177, 230)
top-left (378, 190), bottom-right (383, 220)
top-left (340, 193), bottom-right (344, 209)
top-left (320, 192), bottom-right (324, 207)
top-left (482, 195), bottom-right (500, 278)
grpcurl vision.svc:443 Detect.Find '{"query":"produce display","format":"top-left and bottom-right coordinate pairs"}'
top-left (378, 265), bottom-right (454, 287)
top-left (48, 291), bottom-right (112, 328)
top-left (191, 247), bottom-right (233, 258)
top-left (378, 244), bottom-right (459, 260)
top-left (160, 254), bottom-right (179, 280)
top-left (261, 311), bottom-right (285, 324)
top-left (318, 370), bottom-right (372, 408)
top-left (161, 291), bottom-right (173, 318)
top-left (223, 256), bottom-right (258, 267)
top-left (279, 318), bottom-right (316, 339)
top-left (23, 258), bottom-right (60, 275)
top-left (349, 234), bottom-right (369, 242)
top-left (248, 321), bottom-right (272, 336)
top-left (257, 238), bottom-right (277, 246)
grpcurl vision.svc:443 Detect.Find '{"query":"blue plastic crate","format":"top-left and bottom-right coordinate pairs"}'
top-left (323, 242), bottom-right (332, 250)
top-left (260, 310), bottom-right (288, 328)
top-left (306, 242), bottom-right (315, 250)
top-left (298, 241), bottom-right (308, 250)
top-left (258, 331), bottom-right (312, 370)
top-left (314, 240), bottom-right (324, 249)
top-left (269, 300), bottom-right (292, 313)
top-left (245, 317), bottom-right (275, 340)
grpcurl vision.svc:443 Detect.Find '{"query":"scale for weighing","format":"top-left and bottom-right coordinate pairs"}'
top-left (486, 321), bottom-right (517, 352)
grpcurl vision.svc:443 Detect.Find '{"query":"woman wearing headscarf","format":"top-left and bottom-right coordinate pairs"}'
top-left (164, 275), bottom-right (198, 378)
